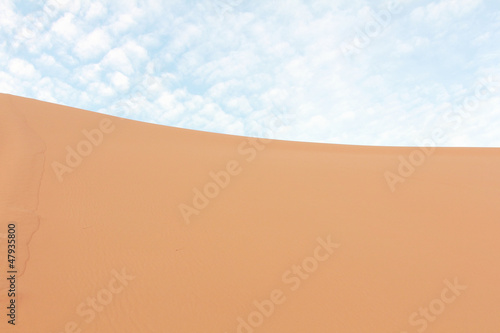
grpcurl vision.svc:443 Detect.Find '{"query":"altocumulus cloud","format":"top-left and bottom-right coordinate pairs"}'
top-left (1, 0), bottom-right (500, 147)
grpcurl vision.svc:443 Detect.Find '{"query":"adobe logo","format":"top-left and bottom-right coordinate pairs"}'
top-left (52, 118), bottom-right (115, 182)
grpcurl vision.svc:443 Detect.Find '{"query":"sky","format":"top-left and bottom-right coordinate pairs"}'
top-left (1, 0), bottom-right (500, 147)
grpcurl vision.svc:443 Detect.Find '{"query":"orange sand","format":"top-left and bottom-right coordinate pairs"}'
top-left (1, 93), bottom-right (499, 332)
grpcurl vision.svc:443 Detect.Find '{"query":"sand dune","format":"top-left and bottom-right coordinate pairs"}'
top-left (1, 93), bottom-right (499, 332)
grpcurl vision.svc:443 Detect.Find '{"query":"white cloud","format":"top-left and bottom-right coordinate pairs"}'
top-left (38, 53), bottom-right (57, 67)
top-left (426, 0), bottom-right (482, 20)
top-left (51, 13), bottom-right (80, 41)
top-left (0, 71), bottom-right (18, 94)
top-left (109, 71), bottom-right (130, 91)
top-left (224, 96), bottom-right (253, 115)
top-left (85, 2), bottom-right (107, 21)
top-left (73, 27), bottom-right (112, 61)
top-left (168, 23), bottom-right (203, 56)
top-left (0, 0), bottom-right (18, 33)
top-left (100, 47), bottom-right (134, 75)
top-left (88, 81), bottom-right (115, 97)
top-left (107, 13), bottom-right (139, 35)
top-left (74, 63), bottom-right (103, 85)
top-left (8, 58), bottom-right (40, 80)
top-left (122, 40), bottom-right (148, 61)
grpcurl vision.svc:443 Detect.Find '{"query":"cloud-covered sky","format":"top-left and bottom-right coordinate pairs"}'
top-left (1, 0), bottom-right (500, 146)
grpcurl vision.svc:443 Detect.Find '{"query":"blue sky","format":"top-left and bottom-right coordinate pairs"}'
top-left (1, 0), bottom-right (500, 146)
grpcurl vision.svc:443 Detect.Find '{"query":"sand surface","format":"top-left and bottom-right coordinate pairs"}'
top-left (1, 93), bottom-right (499, 332)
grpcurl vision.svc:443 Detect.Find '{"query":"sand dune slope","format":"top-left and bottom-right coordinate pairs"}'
top-left (1, 93), bottom-right (499, 332)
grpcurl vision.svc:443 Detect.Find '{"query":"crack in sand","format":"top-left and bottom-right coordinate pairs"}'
top-left (0, 95), bottom-right (46, 296)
